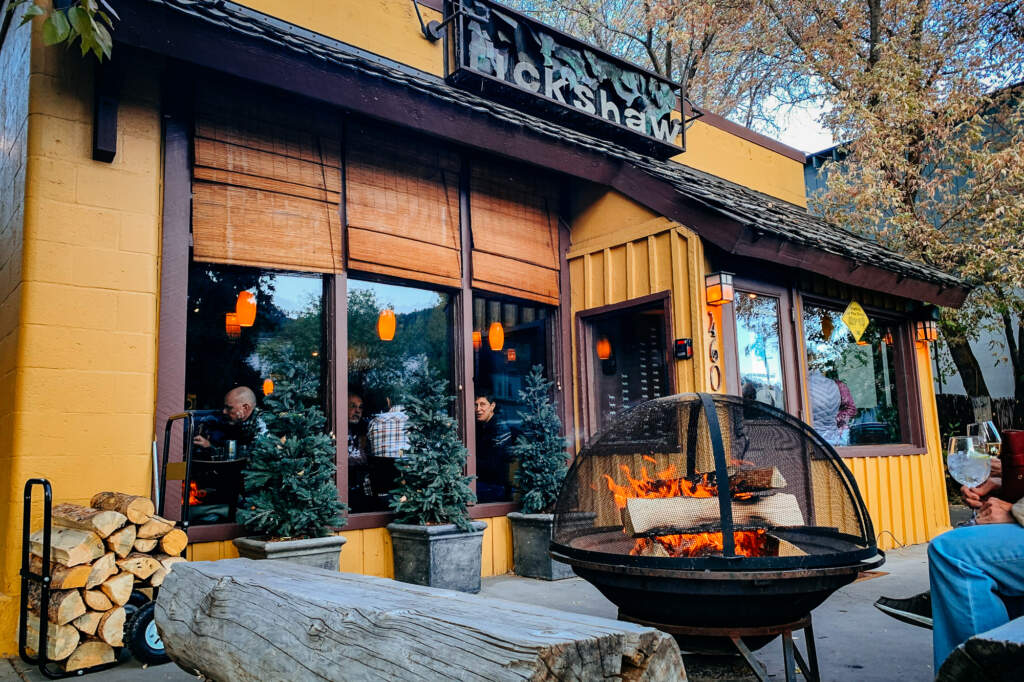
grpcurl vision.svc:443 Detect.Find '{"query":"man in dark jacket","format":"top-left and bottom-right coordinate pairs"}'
top-left (192, 385), bottom-right (264, 459)
top-left (475, 392), bottom-right (512, 503)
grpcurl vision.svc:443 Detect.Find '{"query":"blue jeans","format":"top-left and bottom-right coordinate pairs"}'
top-left (928, 523), bottom-right (1024, 671)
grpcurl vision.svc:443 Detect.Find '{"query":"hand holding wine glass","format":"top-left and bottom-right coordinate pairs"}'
top-left (947, 435), bottom-right (992, 489)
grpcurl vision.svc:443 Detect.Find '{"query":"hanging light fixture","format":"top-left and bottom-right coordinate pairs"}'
top-left (262, 378), bottom-right (274, 395)
top-left (377, 309), bottom-right (396, 341)
top-left (225, 312), bottom-right (241, 339)
top-left (472, 331), bottom-right (482, 351)
top-left (488, 321), bottom-right (504, 351)
top-left (883, 331), bottom-right (894, 346)
top-left (506, 348), bottom-right (517, 362)
top-left (235, 291), bottom-right (257, 327)
top-left (596, 337), bottom-right (612, 360)
top-left (704, 271), bottom-right (734, 306)
top-left (915, 307), bottom-right (940, 343)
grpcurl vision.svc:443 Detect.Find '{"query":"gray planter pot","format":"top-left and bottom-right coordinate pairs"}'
top-left (387, 521), bottom-right (487, 593)
top-left (232, 534), bottom-right (347, 571)
top-left (508, 512), bottom-right (574, 580)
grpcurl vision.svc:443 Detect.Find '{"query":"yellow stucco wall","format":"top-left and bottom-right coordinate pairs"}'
top-left (237, 0), bottom-right (806, 206)
top-left (0, 25), bottom-right (164, 654)
top-left (187, 514), bottom-right (515, 577)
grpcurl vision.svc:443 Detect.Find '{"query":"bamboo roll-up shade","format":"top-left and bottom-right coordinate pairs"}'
top-left (193, 183), bottom-right (343, 273)
top-left (345, 120), bottom-right (461, 287)
top-left (191, 80), bottom-right (343, 273)
top-left (470, 161), bottom-right (560, 305)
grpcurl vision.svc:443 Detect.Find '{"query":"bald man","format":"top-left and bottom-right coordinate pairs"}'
top-left (193, 385), bottom-right (264, 460)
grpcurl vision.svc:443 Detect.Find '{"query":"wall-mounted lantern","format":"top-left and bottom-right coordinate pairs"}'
top-left (488, 321), bottom-right (504, 351)
top-left (596, 337), bottom-right (612, 360)
top-left (235, 291), bottom-right (257, 327)
top-left (377, 309), bottom-right (396, 341)
top-left (915, 307), bottom-right (940, 343)
top-left (705, 271), bottom-right (734, 306)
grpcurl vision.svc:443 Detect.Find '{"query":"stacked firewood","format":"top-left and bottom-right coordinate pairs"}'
top-left (26, 492), bottom-right (186, 671)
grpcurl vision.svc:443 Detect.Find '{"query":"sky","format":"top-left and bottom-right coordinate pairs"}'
top-left (770, 103), bottom-right (836, 154)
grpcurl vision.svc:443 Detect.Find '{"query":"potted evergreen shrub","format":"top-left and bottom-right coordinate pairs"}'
top-left (507, 366), bottom-right (573, 580)
top-left (233, 354), bottom-right (347, 570)
top-left (387, 366), bottom-right (486, 593)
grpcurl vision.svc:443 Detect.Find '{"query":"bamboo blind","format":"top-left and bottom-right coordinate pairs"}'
top-left (470, 161), bottom-right (560, 304)
top-left (345, 120), bottom-right (461, 287)
top-left (191, 83), bottom-right (343, 273)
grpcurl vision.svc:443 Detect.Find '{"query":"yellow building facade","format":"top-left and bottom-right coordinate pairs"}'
top-left (0, 0), bottom-right (962, 656)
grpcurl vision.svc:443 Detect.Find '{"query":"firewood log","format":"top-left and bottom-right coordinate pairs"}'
top-left (85, 552), bottom-right (117, 590)
top-left (137, 586), bottom-right (154, 600)
top-left (82, 590), bottom-right (113, 611)
top-left (63, 640), bottom-right (115, 672)
top-left (136, 514), bottom-right (175, 539)
top-left (149, 566), bottom-right (169, 587)
top-left (149, 554), bottom-right (187, 587)
top-left (28, 555), bottom-right (90, 590)
top-left (90, 492), bottom-right (154, 524)
top-left (133, 537), bottom-right (158, 553)
top-left (157, 554), bottom-right (187, 571)
top-left (100, 572), bottom-right (134, 606)
top-left (623, 493), bottom-right (806, 536)
top-left (72, 611), bottom-right (102, 636)
top-left (96, 607), bottom-right (125, 647)
top-left (26, 584), bottom-right (86, 625)
top-left (29, 528), bottom-right (104, 567)
top-left (159, 528), bottom-right (188, 556)
top-left (117, 553), bottom-right (161, 580)
top-left (24, 614), bottom-right (80, 661)
top-left (727, 466), bottom-right (787, 492)
top-left (51, 503), bottom-right (127, 539)
top-left (105, 525), bottom-right (137, 558)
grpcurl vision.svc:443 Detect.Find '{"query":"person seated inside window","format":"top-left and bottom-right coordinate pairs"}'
top-left (366, 398), bottom-right (409, 510)
top-left (347, 391), bottom-right (374, 512)
top-left (475, 392), bottom-right (513, 503)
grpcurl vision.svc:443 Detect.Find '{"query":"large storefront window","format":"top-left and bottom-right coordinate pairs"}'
top-left (735, 291), bottom-right (786, 410)
top-left (802, 303), bottom-right (902, 447)
top-left (472, 294), bottom-right (554, 503)
top-left (347, 279), bottom-right (453, 513)
top-left (185, 263), bottom-right (326, 524)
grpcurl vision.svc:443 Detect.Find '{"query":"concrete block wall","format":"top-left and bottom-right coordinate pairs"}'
top-left (0, 23), bottom-right (164, 654)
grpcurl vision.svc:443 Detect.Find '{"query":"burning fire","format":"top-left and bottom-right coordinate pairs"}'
top-left (187, 481), bottom-right (207, 506)
top-left (604, 456), bottom-right (766, 559)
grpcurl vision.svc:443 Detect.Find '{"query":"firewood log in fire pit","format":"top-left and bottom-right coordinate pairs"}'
top-left (156, 559), bottom-right (686, 681)
top-left (623, 492), bottom-right (805, 536)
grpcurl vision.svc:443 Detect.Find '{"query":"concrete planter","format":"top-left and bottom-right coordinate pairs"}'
top-left (232, 534), bottom-right (347, 571)
top-left (387, 521), bottom-right (487, 593)
top-left (508, 512), bottom-right (574, 580)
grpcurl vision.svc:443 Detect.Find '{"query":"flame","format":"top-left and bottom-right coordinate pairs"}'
top-left (604, 456), bottom-right (764, 558)
top-left (632, 529), bottom-right (770, 558)
top-left (187, 481), bottom-right (207, 506)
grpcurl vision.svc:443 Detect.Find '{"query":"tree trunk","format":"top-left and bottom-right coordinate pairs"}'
top-left (156, 559), bottom-right (685, 682)
top-left (942, 330), bottom-right (990, 398)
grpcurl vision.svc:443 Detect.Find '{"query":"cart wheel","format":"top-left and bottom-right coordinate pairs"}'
top-left (125, 600), bottom-right (168, 665)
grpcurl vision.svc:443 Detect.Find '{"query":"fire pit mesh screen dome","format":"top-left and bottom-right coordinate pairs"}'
top-left (552, 393), bottom-right (877, 571)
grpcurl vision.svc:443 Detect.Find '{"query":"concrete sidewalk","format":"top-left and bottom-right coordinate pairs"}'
top-left (2, 544), bottom-right (933, 681)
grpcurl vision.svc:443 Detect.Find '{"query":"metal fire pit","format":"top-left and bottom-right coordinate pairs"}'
top-left (551, 393), bottom-right (883, 659)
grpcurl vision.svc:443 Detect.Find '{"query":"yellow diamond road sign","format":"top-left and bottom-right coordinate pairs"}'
top-left (842, 301), bottom-right (869, 342)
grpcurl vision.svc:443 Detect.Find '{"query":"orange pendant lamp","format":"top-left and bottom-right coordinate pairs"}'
top-left (377, 309), bottom-right (396, 341)
top-left (488, 321), bottom-right (504, 351)
top-left (596, 337), bottom-right (612, 360)
top-left (235, 291), bottom-right (257, 327)
top-left (472, 330), bottom-right (482, 351)
top-left (262, 378), bottom-right (274, 395)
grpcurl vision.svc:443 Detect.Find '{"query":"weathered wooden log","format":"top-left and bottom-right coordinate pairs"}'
top-left (82, 590), bottom-right (113, 611)
top-left (105, 524), bottom-right (137, 558)
top-left (937, 616), bottom-right (1024, 682)
top-left (90, 492), bottom-right (154, 524)
top-left (51, 503), bottom-right (127, 539)
top-left (157, 559), bottom-right (684, 681)
top-left (99, 572), bottom-right (133, 606)
top-left (27, 584), bottom-right (86, 626)
top-left (136, 514), bottom-right (175, 539)
top-left (28, 555), bottom-right (90, 590)
top-left (24, 614), bottom-right (80, 661)
top-left (85, 552), bottom-right (117, 590)
top-left (117, 552), bottom-right (161, 580)
top-left (29, 528), bottom-right (104, 567)
top-left (133, 537), bottom-right (158, 553)
top-left (63, 640), bottom-right (115, 672)
top-left (72, 611), bottom-right (102, 636)
top-left (159, 528), bottom-right (188, 556)
top-left (96, 607), bottom-right (125, 647)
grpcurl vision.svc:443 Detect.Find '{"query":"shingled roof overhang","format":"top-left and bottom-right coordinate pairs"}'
top-left (115, 0), bottom-right (969, 307)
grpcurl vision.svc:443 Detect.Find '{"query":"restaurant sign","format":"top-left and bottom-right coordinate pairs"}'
top-left (443, 0), bottom-right (685, 158)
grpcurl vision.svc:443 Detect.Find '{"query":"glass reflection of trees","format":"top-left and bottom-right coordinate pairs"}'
top-left (734, 292), bottom-right (785, 409)
top-left (347, 281), bottom-right (452, 417)
top-left (185, 263), bottom-right (325, 412)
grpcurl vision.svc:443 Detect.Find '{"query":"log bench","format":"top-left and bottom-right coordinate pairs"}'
top-left (937, 615), bottom-right (1024, 681)
top-left (156, 558), bottom-right (686, 681)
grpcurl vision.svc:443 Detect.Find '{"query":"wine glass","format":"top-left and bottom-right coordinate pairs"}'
top-left (947, 435), bottom-right (992, 489)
